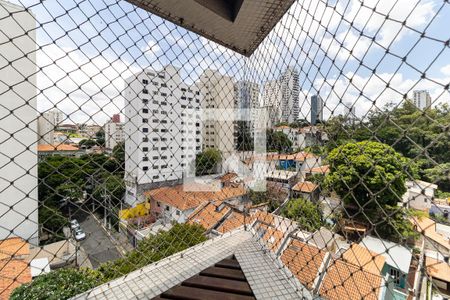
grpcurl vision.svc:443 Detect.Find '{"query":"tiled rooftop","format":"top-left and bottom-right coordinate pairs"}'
top-left (145, 183), bottom-right (246, 211)
top-left (341, 244), bottom-right (386, 275)
top-left (318, 259), bottom-right (383, 300)
top-left (280, 239), bottom-right (328, 290)
top-left (73, 230), bottom-right (307, 300)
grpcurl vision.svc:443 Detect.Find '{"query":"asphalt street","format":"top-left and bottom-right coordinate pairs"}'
top-left (76, 213), bottom-right (122, 269)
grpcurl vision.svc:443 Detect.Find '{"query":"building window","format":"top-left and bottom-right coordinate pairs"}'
top-left (157, 201), bottom-right (160, 207)
top-left (142, 118), bottom-right (148, 123)
top-left (142, 79), bottom-right (148, 84)
top-left (143, 147), bottom-right (148, 152)
top-left (152, 81), bottom-right (158, 86)
top-left (389, 269), bottom-right (400, 285)
top-left (143, 108), bottom-right (148, 113)
top-left (143, 89), bottom-right (148, 94)
top-left (142, 99), bottom-right (149, 104)
top-left (142, 128), bottom-right (148, 133)
top-left (143, 166), bottom-right (148, 171)
top-left (161, 92), bottom-right (167, 97)
top-left (142, 137), bottom-right (149, 142)
top-left (143, 156), bottom-right (149, 161)
top-left (176, 210), bottom-right (180, 216)
top-left (153, 175), bottom-right (159, 179)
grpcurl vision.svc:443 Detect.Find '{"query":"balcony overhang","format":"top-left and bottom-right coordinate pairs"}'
top-left (125, 0), bottom-right (296, 56)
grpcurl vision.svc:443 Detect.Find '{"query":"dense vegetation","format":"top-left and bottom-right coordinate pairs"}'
top-left (12, 224), bottom-right (207, 299)
top-left (322, 101), bottom-right (450, 194)
top-left (195, 148), bottom-right (221, 176)
top-left (266, 129), bottom-right (292, 152)
top-left (324, 141), bottom-right (418, 242)
top-left (281, 197), bottom-right (324, 232)
top-left (97, 223), bottom-right (207, 281)
top-left (38, 142), bottom-right (125, 243)
top-left (11, 268), bottom-right (103, 300)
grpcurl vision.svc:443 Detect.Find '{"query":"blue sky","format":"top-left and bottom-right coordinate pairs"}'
top-left (8, 0), bottom-right (450, 123)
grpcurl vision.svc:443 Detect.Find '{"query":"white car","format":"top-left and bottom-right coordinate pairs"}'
top-left (74, 228), bottom-right (86, 241)
top-left (70, 219), bottom-right (80, 230)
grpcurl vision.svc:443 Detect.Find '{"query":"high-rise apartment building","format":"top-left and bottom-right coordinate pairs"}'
top-left (37, 109), bottom-right (65, 144)
top-left (104, 121), bottom-right (124, 150)
top-left (262, 80), bottom-right (282, 126)
top-left (38, 111), bottom-right (55, 145)
top-left (311, 95), bottom-right (324, 125)
top-left (200, 70), bottom-right (235, 158)
top-left (234, 81), bottom-right (260, 142)
top-left (0, 0), bottom-right (38, 245)
top-left (124, 65), bottom-right (202, 206)
top-left (280, 67), bottom-right (299, 124)
top-left (413, 90), bottom-right (432, 110)
top-left (262, 67), bottom-right (299, 125)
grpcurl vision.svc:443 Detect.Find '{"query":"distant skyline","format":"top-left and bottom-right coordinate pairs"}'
top-left (6, 0), bottom-right (449, 125)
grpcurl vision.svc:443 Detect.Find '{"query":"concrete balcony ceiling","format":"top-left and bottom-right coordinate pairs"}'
top-left (125, 0), bottom-right (296, 56)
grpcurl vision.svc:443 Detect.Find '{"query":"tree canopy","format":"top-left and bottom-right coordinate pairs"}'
top-left (195, 148), bottom-right (221, 176)
top-left (266, 129), bottom-right (292, 152)
top-left (325, 141), bottom-right (413, 209)
top-left (11, 268), bottom-right (103, 300)
top-left (97, 223), bottom-right (207, 281)
top-left (281, 197), bottom-right (324, 232)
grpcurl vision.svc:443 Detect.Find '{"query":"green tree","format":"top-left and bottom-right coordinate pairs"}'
top-left (195, 149), bottom-right (221, 176)
top-left (39, 205), bottom-right (68, 242)
top-left (325, 141), bottom-right (412, 209)
top-left (235, 121), bottom-right (254, 151)
top-left (96, 129), bottom-right (105, 147)
top-left (112, 142), bottom-right (125, 172)
top-left (266, 129), bottom-right (292, 152)
top-left (373, 207), bottom-right (419, 243)
top-left (92, 174), bottom-right (125, 205)
top-left (247, 190), bottom-right (279, 212)
top-left (97, 223), bottom-right (207, 281)
top-left (290, 119), bottom-right (309, 128)
top-left (281, 198), bottom-right (324, 232)
top-left (11, 268), bottom-right (103, 300)
top-left (423, 163), bottom-right (450, 192)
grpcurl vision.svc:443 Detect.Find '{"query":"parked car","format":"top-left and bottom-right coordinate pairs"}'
top-left (70, 219), bottom-right (80, 230)
top-left (74, 228), bottom-right (86, 241)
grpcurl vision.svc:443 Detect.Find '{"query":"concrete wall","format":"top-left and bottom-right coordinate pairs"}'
top-left (0, 0), bottom-right (38, 245)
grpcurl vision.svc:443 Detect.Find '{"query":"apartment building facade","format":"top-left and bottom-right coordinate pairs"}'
top-left (311, 94), bottom-right (323, 125)
top-left (200, 69), bottom-right (235, 158)
top-left (124, 65), bottom-right (202, 206)
top-left (262, 80), bottom-right (282, 127)
top-left (0, 0), bottom-right (39, 245)
top-left (280, 67), bottom-right (299, 124)
top-left (262, 67), bottom-right (300, 125)
top-left (104, 121), bottom-right (124, 150)
top-left (413, 90), bottom-right (432, 110)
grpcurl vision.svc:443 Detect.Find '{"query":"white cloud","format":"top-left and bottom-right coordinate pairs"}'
top-left (142, 39), bottom-right (160, 56)
top-left (37, 44), bottom-right (141, 124)
top-left (314, 70), bottom-right (449, 120)
top-left (441, 64), bottom-right (450, 76)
